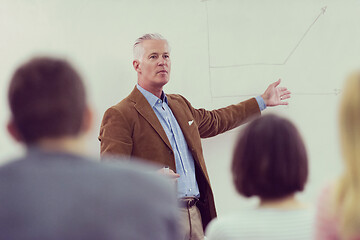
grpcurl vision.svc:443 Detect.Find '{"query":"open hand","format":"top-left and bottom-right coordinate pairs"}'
top-left (261, 79), bottom-right (291, 107)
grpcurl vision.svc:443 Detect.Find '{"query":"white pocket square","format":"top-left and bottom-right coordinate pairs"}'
top-left (188, 120), bottom-right (194, 126)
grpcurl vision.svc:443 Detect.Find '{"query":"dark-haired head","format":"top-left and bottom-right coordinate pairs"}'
top-left (8, 57), bottom-right (87, 144)
top-left (232, 114), bottom-right (308, 200)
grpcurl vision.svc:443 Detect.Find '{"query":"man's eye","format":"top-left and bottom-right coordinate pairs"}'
top-left (150, 55), bottom-right (157, 59)
top-left (164, 55), bottom-right (169, 58)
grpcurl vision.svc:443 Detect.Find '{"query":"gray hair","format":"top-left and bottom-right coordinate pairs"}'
top-left (133, 33), bottom-right (170, 60)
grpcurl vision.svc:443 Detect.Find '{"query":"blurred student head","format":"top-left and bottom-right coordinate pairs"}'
top-left (335, 71), bottom-right (360, 239)
top-left (232, 114), bottom-right (308, 200)
top-left (339, 71), bottom-right (360, 171)
top-left (7, 57), bottom-right (91, 145)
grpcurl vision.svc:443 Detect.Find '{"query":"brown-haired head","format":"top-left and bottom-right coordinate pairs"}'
top-left (8, 57), bottom-right (87, 144)
top-left (232, 114), bottom-right (308, 200)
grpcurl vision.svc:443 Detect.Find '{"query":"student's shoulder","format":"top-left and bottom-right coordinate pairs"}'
top-left (99, 156), bottom-right (172, 188)
top-left (205, 213), bottom-right (248, 240)
top-left (0, 157), bottom-right (26, 174)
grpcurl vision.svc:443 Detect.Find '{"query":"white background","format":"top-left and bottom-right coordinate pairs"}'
top-left (1, 0), bottom-right (359, 216)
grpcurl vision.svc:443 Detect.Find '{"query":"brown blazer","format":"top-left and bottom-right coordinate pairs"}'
top-left (99, 86), bottom-right (261, 229)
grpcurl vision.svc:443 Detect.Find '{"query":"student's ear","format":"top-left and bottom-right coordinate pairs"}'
top-left (7, 119), bottom-right (23, 143)
top-left (133, 60), bottom-right (141, 73)
top-left (81, 106), bottom-right (93, 134)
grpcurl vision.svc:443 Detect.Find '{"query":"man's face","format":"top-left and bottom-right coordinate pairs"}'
top-left (135, 39), bottom-right (171, 91)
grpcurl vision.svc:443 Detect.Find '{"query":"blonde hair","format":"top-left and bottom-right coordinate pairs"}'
top-left (335, 71), bottom-right (360, 239)
top-left (133, 33), bottom-right (169, 60)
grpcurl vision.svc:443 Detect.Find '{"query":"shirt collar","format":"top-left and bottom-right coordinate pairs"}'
top-left (136, 84), bottom-right (168, 107)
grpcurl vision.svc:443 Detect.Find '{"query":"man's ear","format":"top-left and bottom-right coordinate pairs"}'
top-left (7, 119), bottom-right (23, 143)
top-left (81, 106), bottom-right (93, 134)
top-left (133, 60), bottom-right (141, 73)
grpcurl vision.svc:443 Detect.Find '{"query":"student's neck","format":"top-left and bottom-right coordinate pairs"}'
top-left (35, 135), bottom-right (86, 156)
top-left (259, 194), bottom-right (306, 210)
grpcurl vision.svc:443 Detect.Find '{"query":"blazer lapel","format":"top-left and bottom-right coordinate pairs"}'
top-left (129, 87), bottom-right (172, 150)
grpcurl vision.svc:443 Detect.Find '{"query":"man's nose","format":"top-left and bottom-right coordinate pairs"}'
top-left (158, 58), bottom-right (167, 66)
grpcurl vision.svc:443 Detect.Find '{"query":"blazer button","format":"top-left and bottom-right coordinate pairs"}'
top-left (169, 150), bottom-right (173, 155)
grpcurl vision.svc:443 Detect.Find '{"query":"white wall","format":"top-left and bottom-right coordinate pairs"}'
top-left (1, 0), bottom-right (359, 216)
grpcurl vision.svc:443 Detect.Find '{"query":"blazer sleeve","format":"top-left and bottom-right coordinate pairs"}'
top-left (98, 107), bottom-right (133, 159)
top-left (178, 96), bottom-right (261, 138)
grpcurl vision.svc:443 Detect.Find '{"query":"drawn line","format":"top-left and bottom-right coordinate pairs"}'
top-left (208, 6), bottom-right (327, 69)
top-left (211, 90), bottom-right (341, 99)
top-left (205, 1), bottom-right (214, 99)
top-left (210, 63), bottom-right (284, 69)
top-left (203, 2), bottom-right (331, 99)
top-left (282, 6), bottom-right (327, 64)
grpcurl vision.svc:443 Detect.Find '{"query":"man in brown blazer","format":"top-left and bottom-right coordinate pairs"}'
top-left (99, 33), bottom-right (291, 240)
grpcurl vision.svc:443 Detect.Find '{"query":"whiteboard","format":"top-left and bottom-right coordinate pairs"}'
top-left (1, 0), bottom-right (359, 216)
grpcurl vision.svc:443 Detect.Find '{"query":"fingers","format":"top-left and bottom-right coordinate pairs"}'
top-left (278, 87), bottom-right (288, 92)
top-left (279, 92), bottom-right (291, 105)
top-left (280, 94), bottom-right (291, 101)
top-left (279, 85), bottom-right (291, 103)
top-left (164, 173), bottom-right (180, 179)
top-left (272, 78), bottom-right (281, 88)
top-left (158, 167), bottom-right (180, 179)
top-left (280, 90), bottom-right (291, 99)
top-left (281, 90), bottom-right (291, 95)
top-left (279, 101), bottom-right (289, 105)
top-left (165, 169), bottom-right (180, 179)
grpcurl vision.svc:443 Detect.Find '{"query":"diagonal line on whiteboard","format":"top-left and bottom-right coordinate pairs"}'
top-left (207, 6), bottom-right (327, 69)
top-left (202, 2), bottom-right (332, 98)
top-left (282, 6), bottom-right (327, 65)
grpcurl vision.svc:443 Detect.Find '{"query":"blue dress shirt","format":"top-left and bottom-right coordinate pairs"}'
top-left (137, 85), bottom-right (200, 198)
